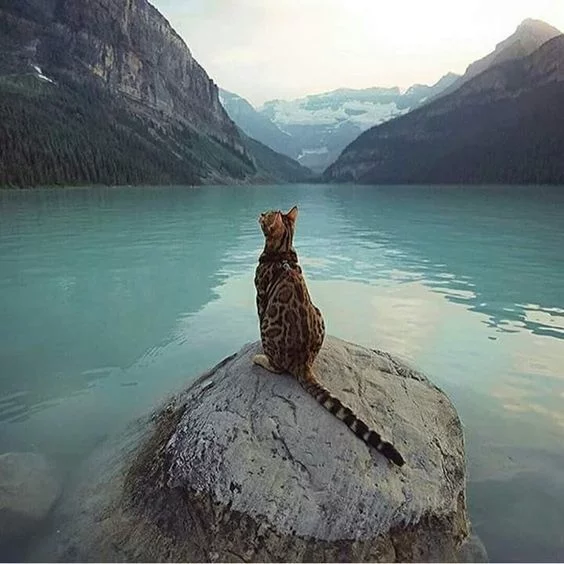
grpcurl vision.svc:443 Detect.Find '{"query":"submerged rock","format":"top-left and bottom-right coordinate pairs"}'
top-left (31, 336), bottom-right (481, 562)
top-left (0, 452), bottom-right (61, 546)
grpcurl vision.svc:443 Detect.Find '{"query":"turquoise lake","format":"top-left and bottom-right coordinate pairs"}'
top-left (0, 184), bottom-right (563, 561)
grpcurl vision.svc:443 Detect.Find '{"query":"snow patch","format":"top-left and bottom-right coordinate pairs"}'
top-left (297, 147), bottom-right (329, 160)
top-left (263, 97), bottom-right (406, 129)
top-left (32, 65), bottom-right (55, 84)
top-left (340, 100), bottom-right (405, 127)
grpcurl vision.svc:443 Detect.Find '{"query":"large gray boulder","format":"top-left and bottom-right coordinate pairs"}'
top-left (0, 452), bottom-right (61, 546)
top-left (30, 336), bottom-right (483, 562)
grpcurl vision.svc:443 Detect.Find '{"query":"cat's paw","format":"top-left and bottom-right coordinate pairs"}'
top-left (252, 354), bottom-right (282, 373)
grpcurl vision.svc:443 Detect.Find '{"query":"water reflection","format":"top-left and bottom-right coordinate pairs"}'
top-left (323, 184), bottom-right (564, 340)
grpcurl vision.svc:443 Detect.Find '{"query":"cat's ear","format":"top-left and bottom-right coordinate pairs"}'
top-left (271, 213), bottom-right (284, 230)
top-left (286, 206), bottom-right (298, 223)
top-left (262, 211), bottom-right (282, 235)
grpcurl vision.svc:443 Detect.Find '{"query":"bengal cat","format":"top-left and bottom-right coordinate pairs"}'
top-left (253, 206), bottom-right (405, 466)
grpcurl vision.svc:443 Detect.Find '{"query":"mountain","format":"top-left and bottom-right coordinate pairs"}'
top-left (430, 18), bottom-right (561, 102)
top-left (324, 34), bottom-right (564, 185)
top-left (242, 135), bottom-right (314, 183)
top-left (218, 89), bottom-right (312, 182)
top-left (0, 0), bottom-right (309, 188)
top-left (219, 75), bottom-right (459, 174)
top-left (219, 89), bottom-right (294, 158)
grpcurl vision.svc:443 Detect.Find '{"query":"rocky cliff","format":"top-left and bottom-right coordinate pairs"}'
top-left (0, 0), bottom-right (308, 186)
top-left (48, 0), bottom-right (242, 143)
top-left (324, 34), bottom-right (564, 185)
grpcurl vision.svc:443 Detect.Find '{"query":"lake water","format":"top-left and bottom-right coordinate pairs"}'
top-left (0, 184), bottom-right (563, 561)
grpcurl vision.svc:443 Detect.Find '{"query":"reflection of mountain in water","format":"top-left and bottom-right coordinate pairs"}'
top-left (0, 187), bottom-right (251, 422)
top-left (325, 185), bottom-right (564, 340)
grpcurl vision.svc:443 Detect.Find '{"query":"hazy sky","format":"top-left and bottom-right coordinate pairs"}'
top-left (151, 0), bottom-right (564, 107)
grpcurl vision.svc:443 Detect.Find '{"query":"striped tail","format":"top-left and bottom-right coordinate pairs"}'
top-left (297, 368), bottom-right (405, 467)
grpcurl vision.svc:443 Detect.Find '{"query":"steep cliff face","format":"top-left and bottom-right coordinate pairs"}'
top-left (0, 0), bottom-right (306, 186)
top-left (324, 35), bottom-right (564, 185)
top-left (47, 0), bottom-right (241, 144)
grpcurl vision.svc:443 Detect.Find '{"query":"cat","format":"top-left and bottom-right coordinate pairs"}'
top-left (253, 206), bottom-right (405, 466)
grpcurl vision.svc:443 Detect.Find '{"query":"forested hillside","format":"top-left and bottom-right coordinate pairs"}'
top-left (0, 0), bottom-right (308, 188)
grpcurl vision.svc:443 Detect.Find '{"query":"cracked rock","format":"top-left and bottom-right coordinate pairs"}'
top-left (30, 336), bottom-right (485, 562)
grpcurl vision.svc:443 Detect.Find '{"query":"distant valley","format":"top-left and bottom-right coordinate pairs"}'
top-left (220, 73), bottom-right (459, 173)
top-left (221, 17), bottom-right (564, 184)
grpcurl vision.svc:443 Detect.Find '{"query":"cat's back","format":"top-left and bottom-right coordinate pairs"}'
top-left (255, 259), bottom-right (310, 307)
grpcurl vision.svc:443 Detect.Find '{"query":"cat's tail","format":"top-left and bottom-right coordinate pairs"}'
top-left (296, 367), bottom-right (405, 467)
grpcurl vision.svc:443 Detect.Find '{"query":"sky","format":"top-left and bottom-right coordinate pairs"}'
top-left (151, 0), bottom-right (564, 107)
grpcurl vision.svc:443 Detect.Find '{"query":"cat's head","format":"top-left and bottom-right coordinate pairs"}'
top-left (258, 206), bottom-right (298, 245)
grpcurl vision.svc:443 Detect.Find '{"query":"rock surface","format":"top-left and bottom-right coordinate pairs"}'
top-left (30, 336), bottom-right (480, 562)
top-left (0, 452), bottom-right (61, 546)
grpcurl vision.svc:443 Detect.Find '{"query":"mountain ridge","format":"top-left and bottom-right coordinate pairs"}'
top-left (324, 33), bottom-right (564, 185)
top-left (429, 18), bottom-right (561, 102)
top-left (220, 73), bottom-right (459, 173)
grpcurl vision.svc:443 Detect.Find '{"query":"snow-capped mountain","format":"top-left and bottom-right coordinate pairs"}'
top-left (220, 74), bottom-right (459, 173)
